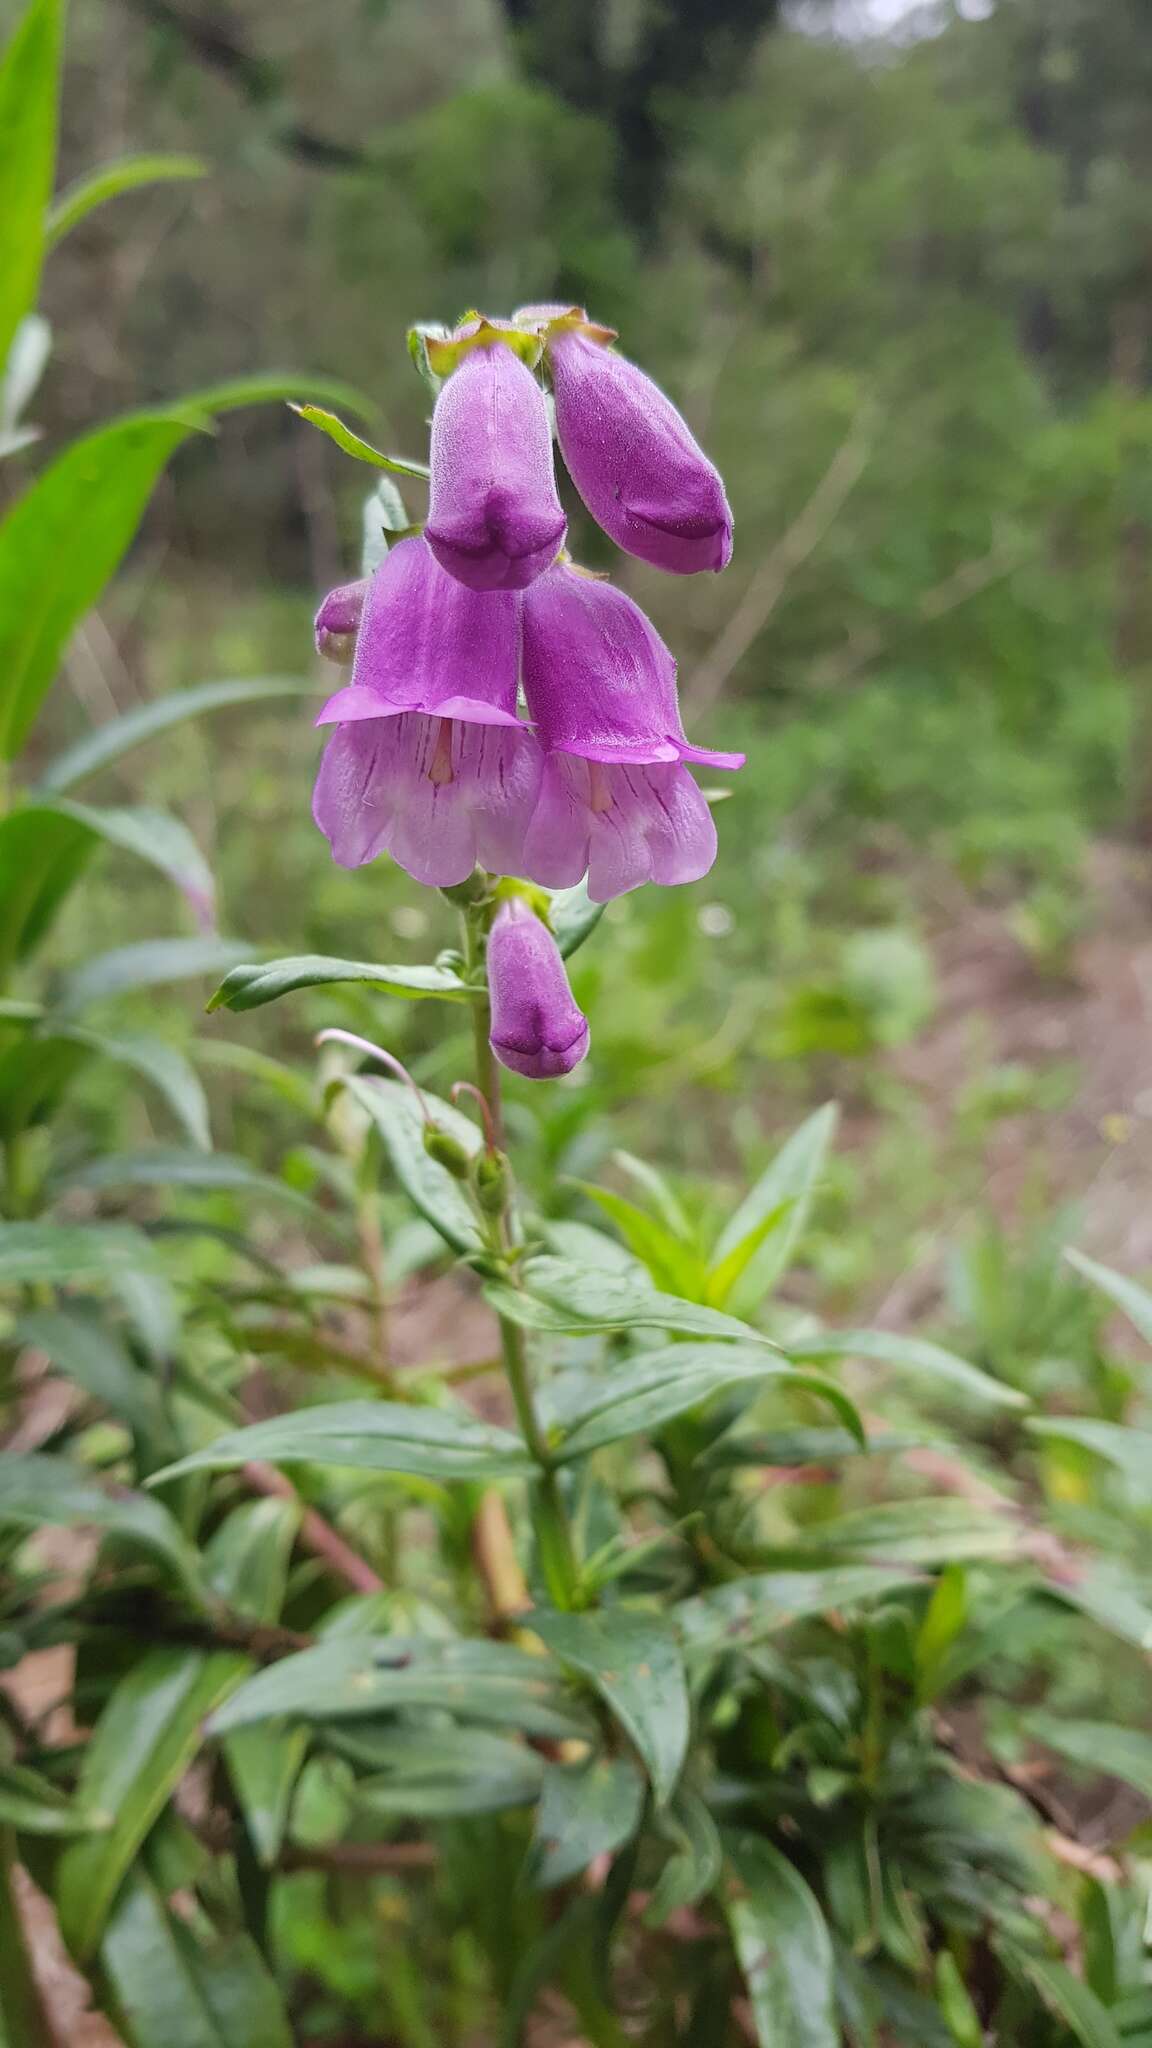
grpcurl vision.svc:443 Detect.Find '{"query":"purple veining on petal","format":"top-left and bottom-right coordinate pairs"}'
top-left (522, 754), bottom-right (719, 903)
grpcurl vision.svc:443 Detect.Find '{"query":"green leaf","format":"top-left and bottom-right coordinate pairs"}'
top-left (209, 953), bottom-right (475, 1013)
top-left (102, 1869), bottom-right (293, 2048)
top-left (0, 1451), bottom-right (202, 1602)
top-left (677, 1565), bottom-right (928, 1656)
top-left (12, 1306), bottom-right (163, 1439)
top-left (222, 1725), bottom-right (307, 1869)
top-left (0, 1026), bottom-right (91, 1136)
top-left (996, 1942), bottom-right (1125, 2048)
top-left (1053, 1561), bottom-right (1152, 1653)
top-left (150, 1400), bottom-right (532, 1487)
top-left (485, 1256), bottom-right (769, 1345)
top-left (1023, 1716), bottom-right (1152, 1804)
top-left (175, 371), bottom-right (377, 423)
top-left (67, 1029), bottom-right (211, 1149)
top-left (45, 152), bottom-right (207, 248)
top-left (713, 1106), bottom-right (839, 1315)
top-left (801, 1498), bottom-right (1019, 1565)
top-left (1066, 1249), bottom-right (1152, 1348)
top-left (0, 806), bottom-right (95, 982)
top-left (529, 1607), bottom-right (689, 1807)
top-left (344, 1074), bottom-right (483, 1255)
top-left (529, 1755), bottom-right (645, 1887)
top-left (0, 1759), bottom-right (109, 1837)
top-left (644, 1784), bottom-right (723, 1926)
top-left (0, 411), bottom-right (197, 760)
top-left (0, 1826), bottom-right (52, 2048)
top-left (56, 1648), bottom-right (249, 1958)
top-left (52, 935), bottom-right (251, 1017)
top-left (289, 402), bottom-right (430, 478)
top-left (576, 1184), bottom-right (700, 1297)
top-left (0, 1218), bottom-right (156, 1284)
top-left (208, 1636), bottom-right (591, 1742)
top-left (784, 1327), bottom-right (1026, 1409)
top-left (37, 798), bottom-right (215, 921)
top-left (706, 1200), bottom-right (793, 1309)
top-left (353, 1727), bottom-right (545, 1821)
top-left (0, 0), bottom-right (62, 376)
top-left (550, 879), bottom-right (605, 961)
top-left (547, 1344), bottom-right (863, 1464)
top-left (723, 1831), bottom-right (838, 2048)
top-left (1028, 1415), bottom-right (1152, 1489)
top-left (204, 1498), bottom-right (300, 1622)
top-left (37, 675), bottom-right (315, 794)
top-left (57, 1146), bottom-right (315, 1210)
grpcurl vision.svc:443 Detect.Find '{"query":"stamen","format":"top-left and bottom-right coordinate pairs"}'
top-left (428, 716), bottom-right (455, 787)
top-left (588, 760), bottom-right (613, 814)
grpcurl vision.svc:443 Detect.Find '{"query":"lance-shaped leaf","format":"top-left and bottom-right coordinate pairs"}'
top-left (289, 402), bottom-right (430, 478)
top-left (56, 1146), bottom-right (315, 1210)
top-left (546, 1344), bottom-right (863, 1463)
top-left (101, 1868), bottom-right (294, 2048)
top-left (0, 0), bottom-right (62, 376)
top-left (785, 1326), bottom-right (1024, 1409)
top-left (52, 935), bottom-right (250, 1017)
top-left (149, 1399), bottom-right (532, 1486)
top-left (45, 151), bottom-right (206, 248)
top-left (723, 1831), bottom-right (838, 2048)
top-left (37, 674), bottom-right (315, 794)
top-left (13, 1306), bottom-right (165, 1439)
top-left (0, 1451), bottom-right (203, 1602)
top-left (352, 1727), bottom-right (545, 1822)
top-left (799, 1497), bottom-right (1020, 1565)
top-left (677, 1565), bottom-right (929, 1657)
top-left (530, 1607), bottom-right (689, 1807)
top-left (0, 1759), bottom-right (110, 1837)
top-left (209, 953), bottom-right (475, 1013)
top-left (1028, 1414), bottom-right (1152, 1490)
top-left (0, 805), bottom-right (95, 981)
top-left (528, 1756), bottom-right (645, 1887)
top-left (36, 797), bottom-right (216, 923)
top-left (713, 1105), bottom-right (838, 1315)
top-left (1066, 1248), bottom-right (1152, 1350)
top-left (344, 1074), bottom-right (483, 1255)
top-left (485, 1256), bottom-right (769, 1345)
top-left (1023, 1715), bottom-right (1152, 1805)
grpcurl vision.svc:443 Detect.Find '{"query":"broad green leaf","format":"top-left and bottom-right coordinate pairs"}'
top-left (209, 952), bottom-right (474, 1013)
top-left (0, 0), bottom-right (62, 375)
top-left (0, 1759), bottom-right (109, 1837)
top-left (12, 1306), bottom-right (163, 1438)
top-left (723, 1831), bottom-right (838, 2048)
top-left (37, 798), bottom-right (215, 922)
top-left (677, 1565), bottom-right (927, 1656)
top-left (529, 1607), bottom-right (689, 1807)
top-left (996, 1942), bottom-right (1125, 2048)
top-left (546, 1344), bottom-right (863, 1464)
top-left (713, 1105), bottom-right (839, 1314)
top-left (203, 1498), bottom-right (300, 1622)
top-left (45, 152), bottom-right (206, 247)
top-left (485, 1256), bottom-right (768, 1346)
top-left (550, 878), bottom-right (605, 960)
top-left (209, 1636), bottom-right (591, 1742)
top-left (173, 372), bottom-right (376, 421)
top-left (0, 411), bottom-right (197, 759)
top-left (0, 806), bottom-right (94, 981)
top-left (102, 1869), bottom-right (293, 2048)
top-left (644, 1783), bottom-right (723, 1925)
top-left (1029, 1415), bottom-right (1152, 1490)
top-left (52, 935), bottom-right (250, 1016)
top-left (802, 1498), bottom-right (1019, 1565)
top-left (528, 1756), bottom-right (644, 1887)
top-left (150, 1400), bottom-right (532, 1486)
top-left (223, 1725), bottom-right (307, 1868)
top-left (577, 1184), bottom-right (701, 1297)
top-left (289, 402), bottom-right (430, 478)
top-left (784, 1327), bottom-right (1025, 1409)
top-left (353, 1727), bottom-right (545, 1821)
top-left (345, 1074), bottom-right (483, 1255)
top-left (1066, 1249), bottom-right (1152, 1349)
top-left (0, 1451), bottom-right (202, 1601)
top-left (67, 1029), bottom-right (211, 1149)
top-left (37, 675), bottom-right (315, 794)
top-left (701, 1425), bottom-right (915, 1469)
top-left (56, 1648), bottom-right (249, 1958)
top-left (57, 1146), bottom-right (314, 1210)
top-left (1024, 1716), bottom-right (1152, 1804)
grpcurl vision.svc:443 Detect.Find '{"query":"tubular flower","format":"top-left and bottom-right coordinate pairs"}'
top-left (425, 338), bottom-right (566, 592)
top-left (487, 897), bottom-right (589, 1080)
top-left (311, 536), bottom-right (542, 888)
top-left (546, 325), bottom-right (733, 575)
top-left (519, 562), bottom-right (743, 902)
top-left (314, 579), bottom-right (368, 663)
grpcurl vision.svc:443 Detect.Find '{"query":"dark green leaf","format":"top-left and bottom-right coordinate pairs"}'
top-left (996, 1941), bottom-right (1125, 2048)
top-left (345, 1074), bottom-right (483, 1255)
top-left (529, 1756), bottom-right (645, 1887)
top-left (52, 935), bottom-right (250, 1016)
top-left (1054, 1561), bottom-right (1152, 1654)
top-left (485, 1257), bottom-right (768, 1345)
top-left (223, 1726), bottom-right (307, 1868)
top-left (0, 1219), bottom-right (153, 1283)
top-left (57, 1146), bottom-right (314, 1209)
top-left (0, 1451), bottom-right (203, 1602)
top-left (713, 1105), bottom-right (838, 1315)
top-left (0, 806), bottom-right (94, 981)
top-left (0, 0), bottom-right (62, 375)
top-left (0, 1026), bottom-right (90, 1135)
top-left (723, 1830), bottom-right (838, 2048)
top-left (37, 675), bottom-right (315, 794)
top-left (209, 1636), bottom-right (590, 1742)
top-left (530, 1607), bottom-right (689, 1807)
top-left (644, 1784), bottom-right (723, 1926)
top-left (38, 798), bottom-right (215, 921)
top-left (547, 1344), bottom-right (863, 1463)
top-left (353, 1727), bottom-right (545, 1820)
top-left (550, 879), bottom-right (605, 961)
top-left (0, 1759), bottom-right (109, 1837)
top-left (203, 1498), bottom-right (300, 1622)
top-left (45, 152), bottom-right (206, 247)
top-left (66, 1029), bottom-right (211, 1149)
top-left (56, 1649), bottom-right (249, 1958)
top-left (12, 1306), bottom-right (162, 1438)
top-left (785, 1327), bottom-right (1024, 1409)
top-left (150, 1400), bottom-right (531, 1486)
top-left (102, 1869), bottom-right (293, 2048)
top-left (289, 402), bottom-right (430, 478)
top-left (801, 1498), bottom-right (1019, 1565)
top-left (209, 953), bottom-right (474, 1012)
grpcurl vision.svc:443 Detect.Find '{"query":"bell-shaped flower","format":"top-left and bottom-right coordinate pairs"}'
top-left (314, 578), bottom-right (368, 663)
top-left (547, 327), bottom-right (732, 575)
top-left (425, 337), bottom-right (566, 592)
top-left (312, 536), bottom-right (542, 889)
top-left (519, 563), bottom-right (743, 902)
top-left (487, 897), bottom-right (589, 1080)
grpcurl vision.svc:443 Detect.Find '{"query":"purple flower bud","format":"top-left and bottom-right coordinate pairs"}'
top-left (487, 897), bottom-right (590, 1080)
top-left (518, 563), bottom-right (742, 902)
top-left (311, 536), bottom-right (542, 888)
top-left (314, 579), bottom-right (368, 664)
top-left (425, 341), bottom-right (566, 592)
top-left (548, 329), bottom-right (733, 575)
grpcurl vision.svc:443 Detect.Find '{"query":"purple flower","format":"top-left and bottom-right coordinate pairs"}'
top-left (312, 536), bottom-right (542, 888)
top-left (547, 328), bottom-right (732, 575)
top-left (425, 339), bottom-right (566, 592)
top-left (314, 579), bottom-right (368, 663)
top-left (487, 897), bottom-right (589, 1080)
top-left (518, 562), bottom-right (742, 901)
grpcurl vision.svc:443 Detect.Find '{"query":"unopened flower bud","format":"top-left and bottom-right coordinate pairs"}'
top-left (423, 1122), bottom-right (472, 1178)
top-left (487, 898), bottom-right (589, 1081)
top-left (425, 340), bottom-right (566, 592)
top-left (472, 1147), bottom-right (513, 1214)
top-left (315, 579), bottom-right (369, 663)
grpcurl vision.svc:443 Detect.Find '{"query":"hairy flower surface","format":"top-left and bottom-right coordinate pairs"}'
top-left (486, 897), bottom-right (589, 1079)
top-left (547, 327), bottom-right (732, 574)
top-left (312, 537), bottom-right (541, 886)
top-left (314, 578), bottom-right (368, 663)
top-left (519, 563), bottom-right (742, 901)
top-left (425, 340), bottom-right (566, 591)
